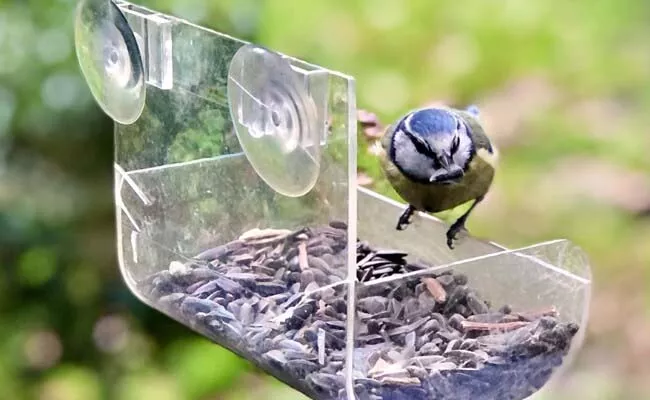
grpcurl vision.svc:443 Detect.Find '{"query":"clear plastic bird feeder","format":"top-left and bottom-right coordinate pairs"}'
top-left (75, 1), bottom-right (592, 399)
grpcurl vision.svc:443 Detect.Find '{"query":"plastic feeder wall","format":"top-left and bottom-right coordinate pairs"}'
top-left (74, 1), bottom-right (592, 399)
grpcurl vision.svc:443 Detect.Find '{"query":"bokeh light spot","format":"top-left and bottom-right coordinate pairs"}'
top-left (166, 338), bottom-right (250, 399)
top-left (362, 0), bottom-right (408, 30)
top-left (318, 11), bottom-right (359, 57)
top-left (116, 372), bottom-right (183, 400)
top-left (0, 12), bottom-right (32, 75)
top-left (24, 330), bottom-right (63, 370)
top-left (92, 314), bottom-right (130, 354)
top-left (37, 28), bottom-right (71, 65)
top-left (0, 86), bottom-right (16, 137)
top-left (64, 266), bottom-right (100, 305)
top-left (120, 333), bottom-right (155, 370)
top-left (38, 366), bottom-right (102, 400)
top-left (18, 247), bottom-right (57, 287)
top-left (362, 70), bottom-right (410, 115)
top-left (41, 73), bottom-right (83, 111)
top-left (430, 34), bottom-right (479, 79)
top-left (500, 0), bottom-right (544, 32)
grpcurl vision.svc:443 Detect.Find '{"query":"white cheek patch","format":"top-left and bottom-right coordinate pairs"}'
top-left (394, 130), bottom-right (431, 164)
top-left (392, 129), bottom-right (435, 180)
top-left (392, 129), bottom-right (411, 153)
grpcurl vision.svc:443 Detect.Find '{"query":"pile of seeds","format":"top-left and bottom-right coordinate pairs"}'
top-left (140, 222), bottom-right (579, 400)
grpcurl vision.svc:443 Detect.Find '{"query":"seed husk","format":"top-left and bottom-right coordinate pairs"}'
top-left (422, 277), bottom-right (447, 303)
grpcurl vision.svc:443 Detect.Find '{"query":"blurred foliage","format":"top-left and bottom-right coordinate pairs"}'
top-left (1, 0), bottom-right (650, 399)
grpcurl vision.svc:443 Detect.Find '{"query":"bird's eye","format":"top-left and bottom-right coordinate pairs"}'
top-left (451, 136), bottom-right (460, 154)
top-left (404, 129), bottom-right (434, 155)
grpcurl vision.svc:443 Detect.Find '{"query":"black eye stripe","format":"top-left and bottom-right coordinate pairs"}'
top-left (402, 128), bottom-right (435, 157)
top-left (451, 136), bottom-right (460, 153)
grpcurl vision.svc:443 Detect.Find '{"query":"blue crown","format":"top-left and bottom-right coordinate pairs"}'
top-left (405, 108), bottom-right (456, 137)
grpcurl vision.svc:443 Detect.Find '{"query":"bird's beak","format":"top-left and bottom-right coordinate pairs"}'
top-left (438, 153), bottom-right (454, 172)
top-left (431, 168), bottom-right (464, 184)
top-left (430, 154), bottom-right (464, 184)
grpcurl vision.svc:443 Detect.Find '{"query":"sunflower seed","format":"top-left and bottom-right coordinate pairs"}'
top-left (422, 277), bottom-right (447, 303)
top-left (145, 223), bottom-right (580, 400)
top-left (240, 302), bottom-right (255, 325)
top-left (466, 291), bottom-right (489, 315)
top-left (255, 282), bottom-right (286, 297)
top-left (329, 220), bottom-right (347, 230)
top-left (358, 296), bottom-right (388, 314)
top-left (264, 349), bottom-right (287, 364)
top-left (418, 343), bottom-right (441, 356)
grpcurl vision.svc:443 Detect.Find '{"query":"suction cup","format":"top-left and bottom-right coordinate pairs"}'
top-left (227, 45), bottom-right (322, 197)
top-left (74, 0), bottom-right (145, 124)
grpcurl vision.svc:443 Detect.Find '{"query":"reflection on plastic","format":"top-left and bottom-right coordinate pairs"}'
top-left (228, 44), bottom-right (322, 198)
top-left (74, 0), bottom-right (145, 124)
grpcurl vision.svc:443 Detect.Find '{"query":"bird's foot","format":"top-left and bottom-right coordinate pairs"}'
top-left (446, 220), bottom-right (468, 249)
top-left (396, 205), bottom-right (416, 231)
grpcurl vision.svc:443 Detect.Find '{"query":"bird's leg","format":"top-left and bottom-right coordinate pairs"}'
top-left (396, 205), bottom-right (416, 231)
top-left (446, 196), bottom-right (484, 249)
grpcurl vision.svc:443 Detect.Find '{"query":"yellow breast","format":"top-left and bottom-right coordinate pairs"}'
top-left (380, 149), bottom-right (495, 213)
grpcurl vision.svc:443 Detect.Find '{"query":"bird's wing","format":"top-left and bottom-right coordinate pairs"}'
top-left (454, 109), bottom-right (499, 168)
top-left (457, 110), bottom-right (493, 152)
top-left (380, 123), bottom-right (395, 153)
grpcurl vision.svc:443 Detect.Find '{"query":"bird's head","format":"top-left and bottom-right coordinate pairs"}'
top-left (389, 107), bottom-right (475, 184)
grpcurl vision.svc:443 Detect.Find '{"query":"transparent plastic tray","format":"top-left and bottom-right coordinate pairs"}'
top-left (74, 1), bottom-right (592, 399)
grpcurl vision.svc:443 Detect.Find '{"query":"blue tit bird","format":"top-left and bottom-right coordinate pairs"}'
top-left (378, 105), bottom-right (498, 249)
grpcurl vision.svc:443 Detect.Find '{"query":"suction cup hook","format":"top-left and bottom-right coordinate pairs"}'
top-left (227, 45), bottom-right (322, 198)
top-left (74, 0), bottom-right (145, 125)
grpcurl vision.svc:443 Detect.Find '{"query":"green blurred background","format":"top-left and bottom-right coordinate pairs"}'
top-left (1, 0), bottom-right (650, 399)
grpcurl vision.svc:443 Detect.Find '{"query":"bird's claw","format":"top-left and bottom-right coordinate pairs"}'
top-left (396, 206), bottom-right (415, 231)
top-left (446, 222), bottom-right (468, 249)
top-left (396, 216), bottom-right (411, 231)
